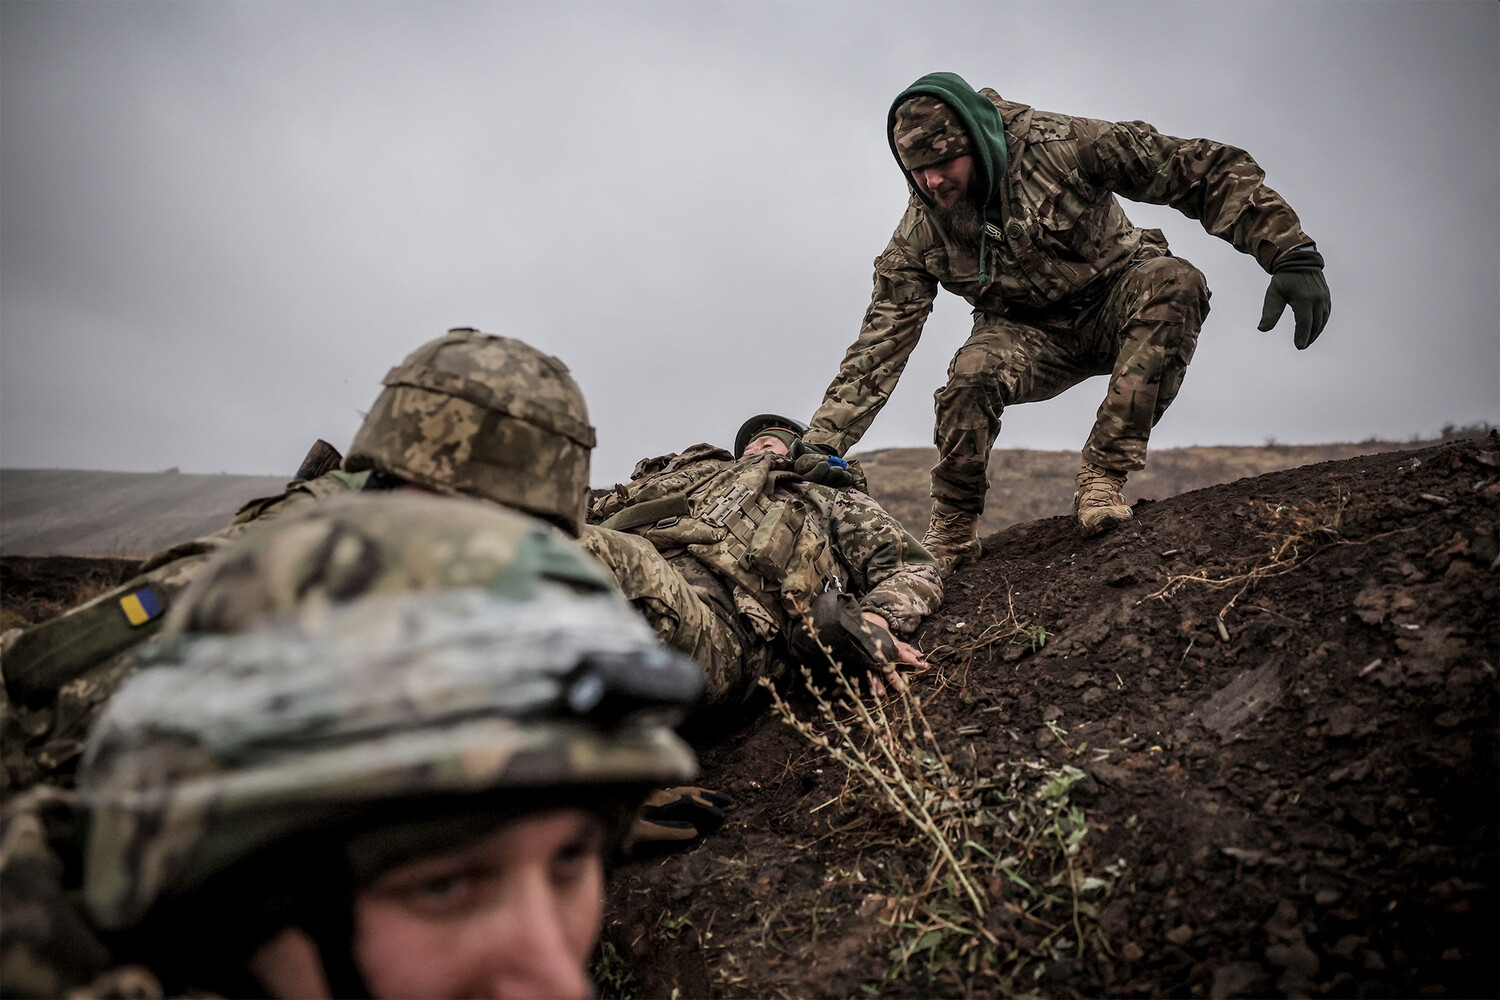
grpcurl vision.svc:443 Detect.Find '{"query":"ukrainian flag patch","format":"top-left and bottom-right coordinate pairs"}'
top-left (119, 587), bottom-right (164, 627)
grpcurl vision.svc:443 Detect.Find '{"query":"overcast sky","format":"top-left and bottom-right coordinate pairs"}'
top-left (2, 1), bottom-right (1496, 486)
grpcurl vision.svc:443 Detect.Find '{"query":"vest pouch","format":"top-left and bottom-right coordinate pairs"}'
top-left (641, 517), bottom-right (725, 548)
top-left (779, 529), bottom-right (840, 612)
top-left (744, 500), bottom-right (805, 582)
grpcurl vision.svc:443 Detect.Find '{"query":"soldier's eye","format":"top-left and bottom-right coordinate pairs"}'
top-left (414, 873), bottom-right (466, 900)
top-left (550, 821), bottom-right (604, 886)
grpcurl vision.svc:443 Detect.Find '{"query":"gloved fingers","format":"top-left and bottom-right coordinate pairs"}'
top-left (628, 816), bottom-right (700, 846)
top-left (656, 785), bottom-right (733, 811)
top-left (691, 788), bottom-right (734, 809)
top-left (1258, 280), bottom-right (1288, 332)
top-left (640, 786), bottom-right (732, 831)
top-left (642, 786), bottom-right (680, 809)
top-left (789, 438), bottom-right (839, 460)
top-left (1292, 300), bottom-right (1315, 350)
top-left (794, 455), bottom-right (856, 489)
top-left (792, 453), bottom-right (826, 476)
top-left (648, 799), bottom-right (727, 827)
top-left (1291, 270), bottom-right (1331, 349)
top-left (1309, 299), bottom-right (1331, 346)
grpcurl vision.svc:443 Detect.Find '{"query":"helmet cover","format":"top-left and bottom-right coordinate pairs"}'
top-left (345, 328), bottom-right (596, 535)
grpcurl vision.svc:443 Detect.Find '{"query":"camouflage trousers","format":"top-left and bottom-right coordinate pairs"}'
top-left (580, 527), bottom-right (768, 707)
top-left (932, 255), bottom-right (1210, 512)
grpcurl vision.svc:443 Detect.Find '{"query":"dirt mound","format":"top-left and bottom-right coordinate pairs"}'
top-left (853, 440), bottom-right (1439, 544)
top-left (602, 437), bottom-right (1498, 998)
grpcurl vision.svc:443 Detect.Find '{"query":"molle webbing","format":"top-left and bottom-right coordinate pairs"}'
top-left (693, 486), bottom-right (775, 589)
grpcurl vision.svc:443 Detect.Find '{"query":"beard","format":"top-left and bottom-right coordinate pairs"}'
top-left (931, 195), bottom-right (984, 250)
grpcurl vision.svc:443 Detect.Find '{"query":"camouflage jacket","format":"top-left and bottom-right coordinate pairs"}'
top-left (0, 470), bottom-right (371, 791)
top-left (590, 445), bottom-right (942, 638)
top-left (806, 89), bottom-right (1316, 454)
top-left (0, 785), bottom-right (187, 999)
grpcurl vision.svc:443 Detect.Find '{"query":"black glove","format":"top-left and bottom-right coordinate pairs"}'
top-left (1258, 245), bottom-right (1331, 350)
top-left (627, 786), bottom-right (733, 853)
top-left (788, 439), bottom-right (856, 489)
top-left (786, 589), bottom-right (898, 675)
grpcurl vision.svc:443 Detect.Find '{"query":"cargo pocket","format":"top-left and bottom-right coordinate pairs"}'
top-left (745, 500), bottom-right (806, 581)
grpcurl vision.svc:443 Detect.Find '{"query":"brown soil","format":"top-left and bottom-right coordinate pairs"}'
top-left (4, 443), bottom-right (1495, 999)
top-left (602, 436), bottom-right (1499, 998)
top-left (853, 441), bottom-right (1437, 544)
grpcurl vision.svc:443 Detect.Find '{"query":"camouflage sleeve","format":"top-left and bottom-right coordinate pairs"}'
top-left (0, 786), bottom-right (124, 998)
top-left (824, 490), bottom-right (943, 635)
top-left (805, 215), bottom-right (938, 455)
top-left (228, 468), bottom-right (372, 527)
top-left (1073, 116), bottom-right (1314, 271)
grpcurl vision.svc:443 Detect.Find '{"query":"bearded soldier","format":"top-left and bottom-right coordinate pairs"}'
top-left (797, 72), bottom-right (1331, 573)
top-left (0, 493), bottom-right (703, 999)
top-left (583, 414), bottom-right (943, 707)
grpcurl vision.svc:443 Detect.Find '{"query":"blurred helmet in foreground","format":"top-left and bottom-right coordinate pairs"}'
top-left (77, 493), bottom-right (701, 931)
top-left (345, 327), bottom-right (596, 535)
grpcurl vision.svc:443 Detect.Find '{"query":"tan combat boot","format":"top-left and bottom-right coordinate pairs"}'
top-left (922, 500), bottom-right (983, 576)
top-left (1074, 460), bottom-right (1133, 536)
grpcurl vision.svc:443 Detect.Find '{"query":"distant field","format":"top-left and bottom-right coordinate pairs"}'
top-left (853, 440), bottom-right (1432, 538)
top-left (0, 439), bottom-right (1462, 560)
top-left (0, 469), bottom-right (288, 558)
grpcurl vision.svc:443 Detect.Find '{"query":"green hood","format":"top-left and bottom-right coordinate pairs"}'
top-left (887, 72), bottom-right (1010, 283)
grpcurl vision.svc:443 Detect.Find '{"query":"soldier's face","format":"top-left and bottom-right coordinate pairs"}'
top-left (352, 808), bottom-right (606, 999)
top-left (913, 154), bottom-right (975, 209)
top-left (742, 433), bottom-right (791, 458)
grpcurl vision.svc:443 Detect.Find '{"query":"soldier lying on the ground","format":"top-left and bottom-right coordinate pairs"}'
top-left (1, 327), bottom-right (596, 789)
top-left (0, 492), bottom-right (703, 1000)
top-left (581, 413), bottom-right (944, 710)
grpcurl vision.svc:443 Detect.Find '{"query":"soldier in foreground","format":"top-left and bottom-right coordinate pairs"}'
top-left (583, 413), bottom-right (943, 708)
top-left (797, 72), bottom-right (1332, 573)
top-left (1, 492), bottom-right (702, 999)
top-left (1, 327), bottom-right (595, 788)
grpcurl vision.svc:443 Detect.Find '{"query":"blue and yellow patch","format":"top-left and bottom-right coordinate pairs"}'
top-left (119, 587), bottom-right (164, 627)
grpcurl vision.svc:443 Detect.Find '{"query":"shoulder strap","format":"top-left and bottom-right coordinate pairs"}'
top-left (597, 493), bottom-right (692, 532)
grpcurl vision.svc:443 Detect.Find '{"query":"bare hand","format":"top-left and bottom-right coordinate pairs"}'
top-left (860, 611), bottom-right (926, 697)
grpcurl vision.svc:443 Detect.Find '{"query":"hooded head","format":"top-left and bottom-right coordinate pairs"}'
top-left (887, 72), bottom-right (1010, 235)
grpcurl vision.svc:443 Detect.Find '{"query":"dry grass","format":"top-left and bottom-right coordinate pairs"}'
top-left (1149, 493), bottom-right (1350, 621)
top-left (0, 557), bottom-right (137, 633)
top-left (926, 586), bottom-right (1050, 677)
top-left (764, 621), bottom-right (1122, 994)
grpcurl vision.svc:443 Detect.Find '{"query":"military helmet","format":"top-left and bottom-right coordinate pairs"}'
top-left (345, 328), bottom-right (596, 535)
top-left (734, 413), bottom-right (809, 458)
top-left (77, 493), bottom-right (701, 931)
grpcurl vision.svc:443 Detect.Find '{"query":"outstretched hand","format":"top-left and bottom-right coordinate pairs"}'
top-left (860, 611), bottom-right (926, 699)
top-left (1258, 245), bottom-right (1330, 350)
